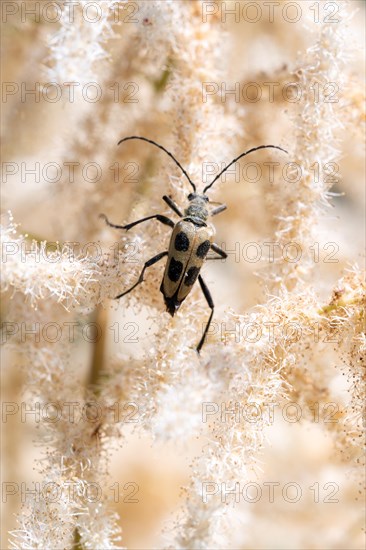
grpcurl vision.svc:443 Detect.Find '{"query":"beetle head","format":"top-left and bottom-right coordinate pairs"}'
top-left (187, 193), bottom-right (209, 202)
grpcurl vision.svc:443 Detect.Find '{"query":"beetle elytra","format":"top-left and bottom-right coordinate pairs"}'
top-left (101, 136), bottom-right (288, 353)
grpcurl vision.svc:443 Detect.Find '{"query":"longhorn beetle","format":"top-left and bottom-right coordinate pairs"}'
top-left (101, 136), bottom-right (288, 353)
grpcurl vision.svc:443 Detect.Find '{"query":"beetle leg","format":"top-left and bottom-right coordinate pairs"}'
top-left (162, 195), bottom-right (183, 217)
top-left (115, 251), bottom-right (168, 299)
top-left (100, 213), bottom-right (174, 230)
top-left (196, 275), bottom-right (214, 353)
top-left (210, 204), bottom-right (227, 217)
top-left (207, 242), bottom-right (228, 259)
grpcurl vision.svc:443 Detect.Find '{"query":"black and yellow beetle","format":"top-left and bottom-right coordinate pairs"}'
top-left (101, 136), bottom-right (287, 353)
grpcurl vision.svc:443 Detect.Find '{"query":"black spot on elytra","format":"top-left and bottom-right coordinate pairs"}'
top-left (168, 258), bottom-right (183, 282)
top-left (196, 240), bottom-right (210, 258)
top-left (175, 231), bottom-right (190, 252)
top-left (184, 266), bottom-right (200, 286)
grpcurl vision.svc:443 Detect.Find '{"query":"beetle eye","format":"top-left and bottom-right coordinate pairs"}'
top-left (188, 193), bottom-right (195, 200)
top-left (203, 196), bottom-right (209, 202)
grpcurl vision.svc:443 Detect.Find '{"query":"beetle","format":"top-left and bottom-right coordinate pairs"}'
top-left (101, 136), bottom-right (287, 353)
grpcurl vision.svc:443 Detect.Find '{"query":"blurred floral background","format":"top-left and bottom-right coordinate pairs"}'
top-left (1, 1), bottom-right (365, 548)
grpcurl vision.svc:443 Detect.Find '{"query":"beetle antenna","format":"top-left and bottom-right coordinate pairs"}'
top-left (203, 144), bottom-right (288, 193)
top-left (118, 136), bottom-right (196, 192)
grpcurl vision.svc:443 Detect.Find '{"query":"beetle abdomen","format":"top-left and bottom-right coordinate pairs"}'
top-left (160, 220), bottom-right (214, 315)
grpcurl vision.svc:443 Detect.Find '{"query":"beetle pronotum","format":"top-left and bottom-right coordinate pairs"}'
top-left (101, 136), bottom-right (288, 353)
